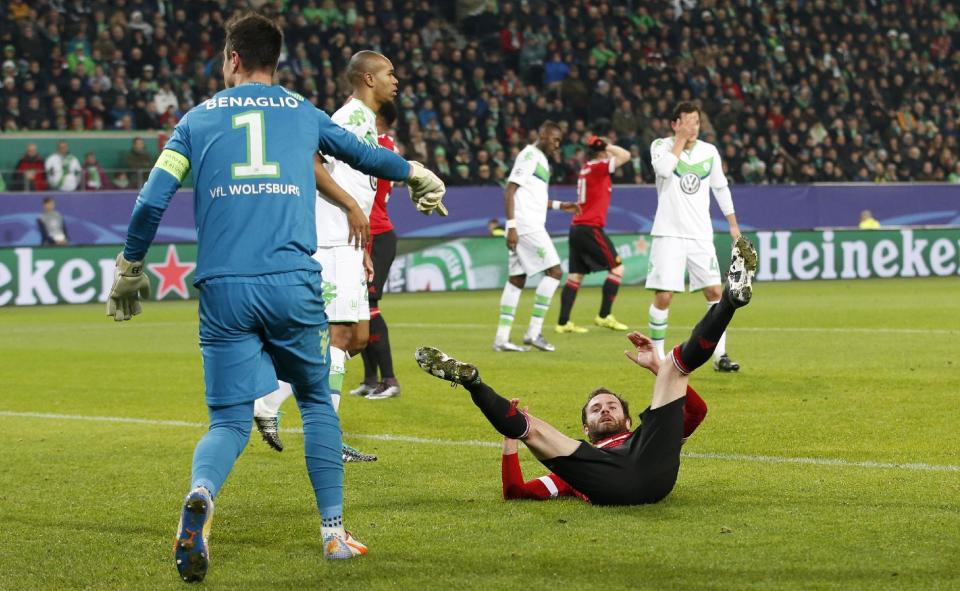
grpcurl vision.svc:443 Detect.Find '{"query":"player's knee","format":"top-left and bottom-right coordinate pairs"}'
top-left (545, 266), bottom-right (562, 279)
top-left (508, 275), bottom-right (526, 288)
top-left (703, 285), bottom-right (722, 301)
top-left (349, 334), bottom-right (369, 355)
top-left (329, 325), bottom-right (351, 349)
top-left (611, 264), bottom-right (625, 276)
top-left (654, 291), bottom-right (673, 309)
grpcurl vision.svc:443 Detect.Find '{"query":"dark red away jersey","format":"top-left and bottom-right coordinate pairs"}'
top-left (369, 134), bottom-right (397, 235)
top-left (572, 158), bottom-right (615, 227)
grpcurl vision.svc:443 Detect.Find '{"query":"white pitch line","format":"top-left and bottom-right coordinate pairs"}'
top-left (391, 323), bottom-right (959, 334)
top-left (2, 410), bottom-right (958, 473)
top-left (4, 322), bottom-right (956, 336)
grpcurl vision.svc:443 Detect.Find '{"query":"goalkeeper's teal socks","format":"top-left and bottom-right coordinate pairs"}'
top-left (465, 381), bottom-right (529, 439)
top-left (191, 401), bottom-right (254, 497)
top-left (293, 382), bottom-right (344, 521)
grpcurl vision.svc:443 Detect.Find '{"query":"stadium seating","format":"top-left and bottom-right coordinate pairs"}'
top-left (1, 0), bottom-right (957, 187)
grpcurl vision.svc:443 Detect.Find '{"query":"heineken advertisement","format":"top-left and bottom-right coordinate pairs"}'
top-left (0, 243), bottom-right (198, 306)
top-left (1, 228), bottom-right (958, 306)
top-left (390, 228), bottom-right (960, 292)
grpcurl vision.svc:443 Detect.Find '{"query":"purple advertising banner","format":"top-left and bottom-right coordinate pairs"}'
top-left (1, 184), bottom-right (958, 246)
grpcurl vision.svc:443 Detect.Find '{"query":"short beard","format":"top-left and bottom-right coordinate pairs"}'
top-left (587, 418), bottom-right (628, 443)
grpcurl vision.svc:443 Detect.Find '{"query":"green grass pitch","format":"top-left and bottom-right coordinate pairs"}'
top-left (1, 277), bottom-right (958, 590)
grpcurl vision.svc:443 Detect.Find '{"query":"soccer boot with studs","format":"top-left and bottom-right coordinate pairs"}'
top-left (726, 235), bottom-right (758, 308)
top-left (173, 486), bottom-right (214, 583)
top-left (555, 321), bottom-right (589, 334)
top-left (323, 530), bottom-right (368, 560)
top-left (594, 314), bottom-right (628, 331)
top-left (342, 442), bottom-right (377, 462)
top-left (415, 347), bottom-right (480, 386)
top-left (349, 382), bottom-right (377, 397)
top-left (492, 340), bottom-right (529, 352)
top-left (365, 382), bottom-right (401, 400)
top-left (523, 333), bottom-right (556, 352)
top-left (253, 414), bottom-right (283, 452)
top-left (713, 354), bottom-right (741, 372)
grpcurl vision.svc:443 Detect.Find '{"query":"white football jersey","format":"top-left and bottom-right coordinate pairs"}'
top-left (315, 97), bottom-right (380, 246)
top-left (507, 144), bottom-right (551, 235)
top-left (649, 137), bottom-right (734, 241)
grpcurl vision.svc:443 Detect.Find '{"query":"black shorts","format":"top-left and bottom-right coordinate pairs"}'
top-left (368, 230), bottom-right (397, 303)
top-left (568, 224), bottom-right (620, 275)
top-left (541, 396), bottom-right (685, 506)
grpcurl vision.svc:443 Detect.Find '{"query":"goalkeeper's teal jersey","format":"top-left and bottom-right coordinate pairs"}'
top-left (123, 83), bottom-right (410, 284)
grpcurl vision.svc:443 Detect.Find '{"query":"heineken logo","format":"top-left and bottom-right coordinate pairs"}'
top-left (754, 229), bottom-right (960, 281)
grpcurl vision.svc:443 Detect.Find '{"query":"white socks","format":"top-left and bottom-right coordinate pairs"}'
top-left (329, 346), bottom-right (348, 413)
top-left (648, 303), bottom-right (669, 359)
top-left (526, 276), bottom-right (559, 339)
top-left (254, 381), bottom-right (294, 419)
top-left (495, 282), bottom-right (522, 344)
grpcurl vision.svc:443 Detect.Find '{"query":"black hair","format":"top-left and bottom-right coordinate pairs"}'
top-left (671, 101), bottom-right (700, 123)
top-left (224, 12), bottom-right (283, 73)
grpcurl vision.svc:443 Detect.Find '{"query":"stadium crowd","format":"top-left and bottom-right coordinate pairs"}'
top-left (1, 0), bottom-right (959, 189)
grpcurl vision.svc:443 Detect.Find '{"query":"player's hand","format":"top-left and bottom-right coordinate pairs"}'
top-left (506, 227), bottom-right (518, 252)
top-left (407, 161), bottom-right (448, 216)
top-left (346, 203), bottom-right (370, 249)
top-left (559, 201), bottom-right (581, 215)
top-left (624, 331), bottom-right (660, 373)
top-left (106, 253), bottom-right (150, 321)
top-left (729, 225), bottom-right (741, 240)
top-left (363, 249), bottom-right (375, 283)
top-left (586, 134), bottom-right (607, 150)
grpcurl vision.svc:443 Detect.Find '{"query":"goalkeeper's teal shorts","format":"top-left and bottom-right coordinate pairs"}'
top-left (197, 270), bottom-right (330, 406)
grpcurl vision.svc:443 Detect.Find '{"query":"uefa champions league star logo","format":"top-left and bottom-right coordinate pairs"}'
top-left (679, 172), bottom-right (701, 194)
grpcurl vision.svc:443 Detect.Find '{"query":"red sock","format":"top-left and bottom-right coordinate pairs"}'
top-left (682, 385), bottom-right (708, 439)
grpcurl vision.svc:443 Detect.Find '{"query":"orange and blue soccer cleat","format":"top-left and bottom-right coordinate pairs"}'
top-left (323, 530), bottom-right (368, 560)
top-left (173, 486), bottom-right (214, 583)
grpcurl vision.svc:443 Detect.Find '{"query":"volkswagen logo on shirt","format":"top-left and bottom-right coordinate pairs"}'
top-left (679, 172), bottom-right (701, 194)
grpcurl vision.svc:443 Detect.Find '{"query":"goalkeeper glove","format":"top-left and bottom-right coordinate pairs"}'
top-left (407, 161), bottom-right (448, 216)
top-left (106, 253), bottom-right (151, 321)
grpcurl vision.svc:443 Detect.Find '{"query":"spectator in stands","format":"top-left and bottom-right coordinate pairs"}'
top-left (44, 141), bottom-right (83, 192)
top-left (859, 210), bottom-right (881, 230)
top-left (37, 196), bottom-right (68, 246)
top-left (13, 143), bottom-right (47, 191)
top-left (123, 137), bottom-right (155, 184)
top-left (3, 0), bottom-right (958, 189)
top-left (82, 151), bottom-right (113, 191)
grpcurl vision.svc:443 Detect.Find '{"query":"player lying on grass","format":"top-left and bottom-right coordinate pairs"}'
top-left (416, 236), bottom-right (756, 506)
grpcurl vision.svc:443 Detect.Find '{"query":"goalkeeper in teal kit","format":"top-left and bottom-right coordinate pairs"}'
top-left (106, 13), bottom-right (445, 582)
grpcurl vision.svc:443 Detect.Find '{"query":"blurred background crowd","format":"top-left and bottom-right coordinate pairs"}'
top-left (2, 0), bottom-right (958, 190)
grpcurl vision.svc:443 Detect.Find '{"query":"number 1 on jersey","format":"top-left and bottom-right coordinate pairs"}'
top-left (232, 111), bottom-right (280, 178)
